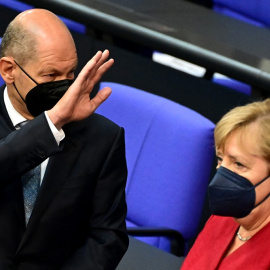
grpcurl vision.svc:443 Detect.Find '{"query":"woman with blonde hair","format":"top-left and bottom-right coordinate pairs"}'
top-left (181, 99), bottom-right (270, 269)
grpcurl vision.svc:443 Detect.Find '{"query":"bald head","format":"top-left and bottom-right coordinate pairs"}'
top-left (0, 9), bottom-right (75, 65)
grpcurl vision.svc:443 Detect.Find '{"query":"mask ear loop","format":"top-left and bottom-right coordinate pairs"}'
top-left (13, 82), bottom-right (25, 102)
top-left (13, 60), bottom-right (39, 103)
top-left (14, 60), bottom-right (39, 85)
top-left (254, 175), bottom-right (270, 208)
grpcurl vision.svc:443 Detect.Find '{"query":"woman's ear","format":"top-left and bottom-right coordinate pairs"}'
top-left (0, 57), bottom-right (16, 84)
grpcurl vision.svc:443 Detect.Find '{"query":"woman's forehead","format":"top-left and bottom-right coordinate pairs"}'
top-left (221, 124), bottom-right (261, 156)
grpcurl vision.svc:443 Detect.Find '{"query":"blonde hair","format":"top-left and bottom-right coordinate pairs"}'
top-left (215, 99), bottom-right (270, 162)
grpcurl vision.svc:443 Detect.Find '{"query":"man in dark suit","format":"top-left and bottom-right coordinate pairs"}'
top-left (0, 8), bottom-right (128, 269)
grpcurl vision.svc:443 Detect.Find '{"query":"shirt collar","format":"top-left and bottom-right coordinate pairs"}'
top-left (4, 86), bottom-right (26, 128)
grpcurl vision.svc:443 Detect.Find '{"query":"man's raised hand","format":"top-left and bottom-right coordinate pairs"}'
top-left (48, 50), bottom-right (114, 129)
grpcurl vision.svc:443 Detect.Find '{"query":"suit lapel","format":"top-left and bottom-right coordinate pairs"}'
top-left (16, 124), bottom-right (85, 253)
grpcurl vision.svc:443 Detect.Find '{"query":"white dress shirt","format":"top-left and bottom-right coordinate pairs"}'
top-left (4, 87), bottom-right (65, 183)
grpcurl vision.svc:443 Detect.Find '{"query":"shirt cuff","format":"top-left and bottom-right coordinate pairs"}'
top-left (44, 111), bottom-right (65, 145)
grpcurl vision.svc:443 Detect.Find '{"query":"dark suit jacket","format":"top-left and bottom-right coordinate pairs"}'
top-left (0, 85), bottom-right (128, 269)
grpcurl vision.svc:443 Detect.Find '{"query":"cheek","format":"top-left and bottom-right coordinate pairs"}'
top-left (255, 181), bottom-right (269, 205)
top-left (17, 76), bottom-right (35, 98)
top-left (253, 173), bottom-right (270, 204)
top-left (17, 73), bottom-right (24, 86)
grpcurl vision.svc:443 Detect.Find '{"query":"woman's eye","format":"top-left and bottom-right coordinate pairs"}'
top-left (216, 156), bottom-right (222, 164)
top-left (235, 162), bottom-right (244, 168)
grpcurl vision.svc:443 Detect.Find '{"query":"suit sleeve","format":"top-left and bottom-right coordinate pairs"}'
top-left (60, 127), bottom-right (129, 270)
top-left (0, 113), bottom-right (62, 186)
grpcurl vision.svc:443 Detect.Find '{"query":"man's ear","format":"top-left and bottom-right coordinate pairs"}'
top-left (0, 57), bottom-right (16, 84)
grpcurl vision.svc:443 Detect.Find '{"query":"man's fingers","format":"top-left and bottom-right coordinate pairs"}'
top-left (87, 50), bottom-right (111, 80)
top-left (91, 87), bottom-right (112, 110)
top-left (75, 60), bottom-right (97, 86)
top-left (90, 50), bottom-right (103, 65)
top-left (90, 58), bottom-right (115, 86)
top-left (86, 50), bottom-right (109, 76)
top-left (75, 50), bottom-right (103, 82)
top-left (75, 50), bottom-right (112, 86)
top-left (96, 50), bottom-right (110, 68)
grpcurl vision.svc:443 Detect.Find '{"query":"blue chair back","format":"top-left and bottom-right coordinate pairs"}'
top-left (213, 0), bottom-right (270, 28)
top-left (96, 82), bottom-right (215, 253)
top-left (212, 75), bottom-right (251, 95)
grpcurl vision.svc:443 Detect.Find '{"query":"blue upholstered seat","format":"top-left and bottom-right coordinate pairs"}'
top-left (96, 82), bottom-right (215, 255)
top-left (213, 0), bottom-right (270, 28)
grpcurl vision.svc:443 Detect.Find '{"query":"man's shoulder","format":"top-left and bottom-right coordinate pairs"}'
top-left (86, 113), bottom-right (121, 131)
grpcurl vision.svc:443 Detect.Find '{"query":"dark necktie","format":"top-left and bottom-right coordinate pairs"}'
top-left (22, 166), bottom-right (41, 224)
top-left (17, 121), bottom-right (41, 225)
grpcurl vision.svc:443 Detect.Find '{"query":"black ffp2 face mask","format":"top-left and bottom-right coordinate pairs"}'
top-left (208, 166), bottom-right (270, 218)
top-left (13, 60), bottom-right (73, 117)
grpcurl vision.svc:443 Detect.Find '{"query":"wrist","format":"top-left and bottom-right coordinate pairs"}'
top-left (47, 108), bottom-right (68, 130)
